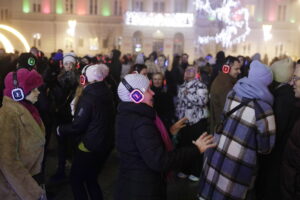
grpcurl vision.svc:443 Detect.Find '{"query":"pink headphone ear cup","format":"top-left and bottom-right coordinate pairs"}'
top-left (222, 65), bottom-right (230, 74)
top-left (80, 75), bottom-right (86, 85)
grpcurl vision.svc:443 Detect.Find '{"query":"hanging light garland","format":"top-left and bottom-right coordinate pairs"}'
top-left (194, 0), bottom-right (251, 48)
top-left (125, 12), bottom-right (194, 28)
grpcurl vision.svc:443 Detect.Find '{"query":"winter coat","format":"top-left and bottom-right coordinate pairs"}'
top-left (109, 50), bottom-right (122, 84)
top-left (59, 81), bottom-right (114, 153)
top-left (151, 86), bottom-right (175, 129)
top-left (52, 70), bottom-right (79, 124)
top-left (115, 102), bottom-right (200, 200)
top-left (198, 90), bottom-right (276, 200)
top-left (0, 96), bottom-right (45, 200)
top-left (209, 72), bottom-right (236, 134)
top-left (256, 83), bottom-right (296, 200)
top-left (176, 79), bottom-right (209, 125)
top-left (281, 100), bottom-right (300, 200)
top-left (165, 65), bottom-right (184, 97)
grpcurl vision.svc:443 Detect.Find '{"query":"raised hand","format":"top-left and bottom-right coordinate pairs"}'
top-left (169, 117), bottom-right (188, 135)
top-left (192, 132), bottom-right (216, 153)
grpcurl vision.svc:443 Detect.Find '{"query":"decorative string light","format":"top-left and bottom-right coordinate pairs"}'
top-left (125, 12), bottom-right (194, 28)
top-left (0, 24), bottom-right (30, 51)
top-left (194, 0), bottom-right (251, 48)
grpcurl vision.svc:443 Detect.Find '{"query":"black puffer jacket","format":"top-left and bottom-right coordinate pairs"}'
top-left (59, 82), bottom-right (114, 153)
top-left (115, 102), bottom-right (200, 200)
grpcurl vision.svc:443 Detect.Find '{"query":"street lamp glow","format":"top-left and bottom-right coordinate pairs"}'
top-left (0, 33), bottom-right (14, 53)
top-left (0, 24), bottom-right (30, 52)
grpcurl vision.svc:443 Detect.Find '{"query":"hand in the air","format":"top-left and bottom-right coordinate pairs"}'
top-left (192, 132), bottom-right (217, 153)
top-left (169, 117), bottom-right (188, 135)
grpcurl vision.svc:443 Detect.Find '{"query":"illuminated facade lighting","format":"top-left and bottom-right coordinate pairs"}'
top-left (125, 12), bottom-right (194, 27)
top-left (194, 0), bottom-right (251, 48)
top-left (0, 24), bottom-right (30, 52)
top-left (23, 0), bottom-right (30, 13)
top-left (42, 0), bottom-right (51, 14)
top-left (263, 24), bottom-right (272, 41)
top-left (102, 0), bottom-right (111, 16)
top-left (56, 0), bottom-right (63, 14)
top-left (0, 33), bottom-right (14, 53)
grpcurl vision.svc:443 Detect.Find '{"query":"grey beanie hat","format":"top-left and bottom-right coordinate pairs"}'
top-left (118, 74), bottom-right (150, 102)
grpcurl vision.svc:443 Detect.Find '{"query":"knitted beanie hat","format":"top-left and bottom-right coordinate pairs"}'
top-left (270, 57), bottom-right (294, 83)
top-left (118, 74), bottom-right (150, 102)
top-left (83, 64), bottom-right (109, 82)
top-left (248, 60), bottom-right (273, 86)
top-left (63, 52), bottom-right (77, 64)
top-left (17, 53), bottom-right (37, 70)
top-left (4, 68), bottom-right (43, 98)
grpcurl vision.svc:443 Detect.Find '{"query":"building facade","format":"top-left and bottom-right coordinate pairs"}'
top-left (0, 0), bottom-right (299, 61)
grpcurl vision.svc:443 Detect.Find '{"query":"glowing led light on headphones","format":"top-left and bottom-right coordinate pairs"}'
top-left (125, 12), bottom-right (194, 27)
top-left (0, 33), bottom-right (14, 53)
top-left (0, 24), bottom-right (30, 51)
top-left (194, 0), bottom-right (251, 48)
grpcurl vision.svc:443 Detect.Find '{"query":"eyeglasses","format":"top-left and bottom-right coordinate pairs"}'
top-left (292, 75), bottom-right (300, 83)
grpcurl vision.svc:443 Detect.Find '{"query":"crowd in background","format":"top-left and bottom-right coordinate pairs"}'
top-left (0, 46), bottom-right (300, 200)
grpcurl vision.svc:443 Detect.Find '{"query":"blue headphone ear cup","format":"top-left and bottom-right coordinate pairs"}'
top-left (11, 88), bottom-right (25, 101)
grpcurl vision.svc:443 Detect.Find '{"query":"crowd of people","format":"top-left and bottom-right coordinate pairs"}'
top-left (0, 47), bottom-right (300, 200)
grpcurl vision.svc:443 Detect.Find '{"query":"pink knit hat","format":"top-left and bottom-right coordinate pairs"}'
top-left (4, 68), bottom-right (43, 99)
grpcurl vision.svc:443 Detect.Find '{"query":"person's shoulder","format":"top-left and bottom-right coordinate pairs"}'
top-left (252, 99), bottom-right (273, 117)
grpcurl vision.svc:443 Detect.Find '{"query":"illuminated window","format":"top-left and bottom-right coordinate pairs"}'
top-left (89, 0), bottom-right (98, 15)
top-left (78, 38), bottom-right (84, 47)
top-left (65, 37), bottom-right (74, 49)
top-left (153, 0), bottom-right (165, 13)
top-left (153, 39), bottom-right (164, 54)
top-left (277, 5), bottom-right (286, 21)
top-left (133, 31), bottom-right (143, 53)
top-left (114, 0), bottom-right (122, 16)
top-left (132, 0), bottom-right (143, 12)
top-left (65, 0), bottom-right (74, 14)
top-left (33, 33), bottom-right (41, 48)
top-left (32, 0), bottom-right (41, 13)
top-left (174, 0), bottom-right (187, 12)
top-left (89, 37), bottom-right (99, 50)
top-left (0, 8), bottom-right (8, 20)
top-left (245, 4), bottom-right (255, 17)
top-left (173, 33), bottom-right (184, 55)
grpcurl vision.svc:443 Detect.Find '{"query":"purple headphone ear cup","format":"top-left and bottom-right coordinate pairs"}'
top-left (130, 89), bottom-right (144, 103)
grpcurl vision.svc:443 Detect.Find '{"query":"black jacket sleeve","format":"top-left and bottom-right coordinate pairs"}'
top-left (59, 99), bottom-right (92, 136)
top-left (133, 119), bottom-right (200, 172)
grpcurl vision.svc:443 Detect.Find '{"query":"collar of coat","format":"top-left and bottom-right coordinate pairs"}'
top-left (118, 102), bottom-right (156, 120)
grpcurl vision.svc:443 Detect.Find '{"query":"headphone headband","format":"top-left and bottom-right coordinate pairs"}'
top-left (121, 78), bottom-right (134, 93)
top-left (11, 71), bottom-right (25, 101)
